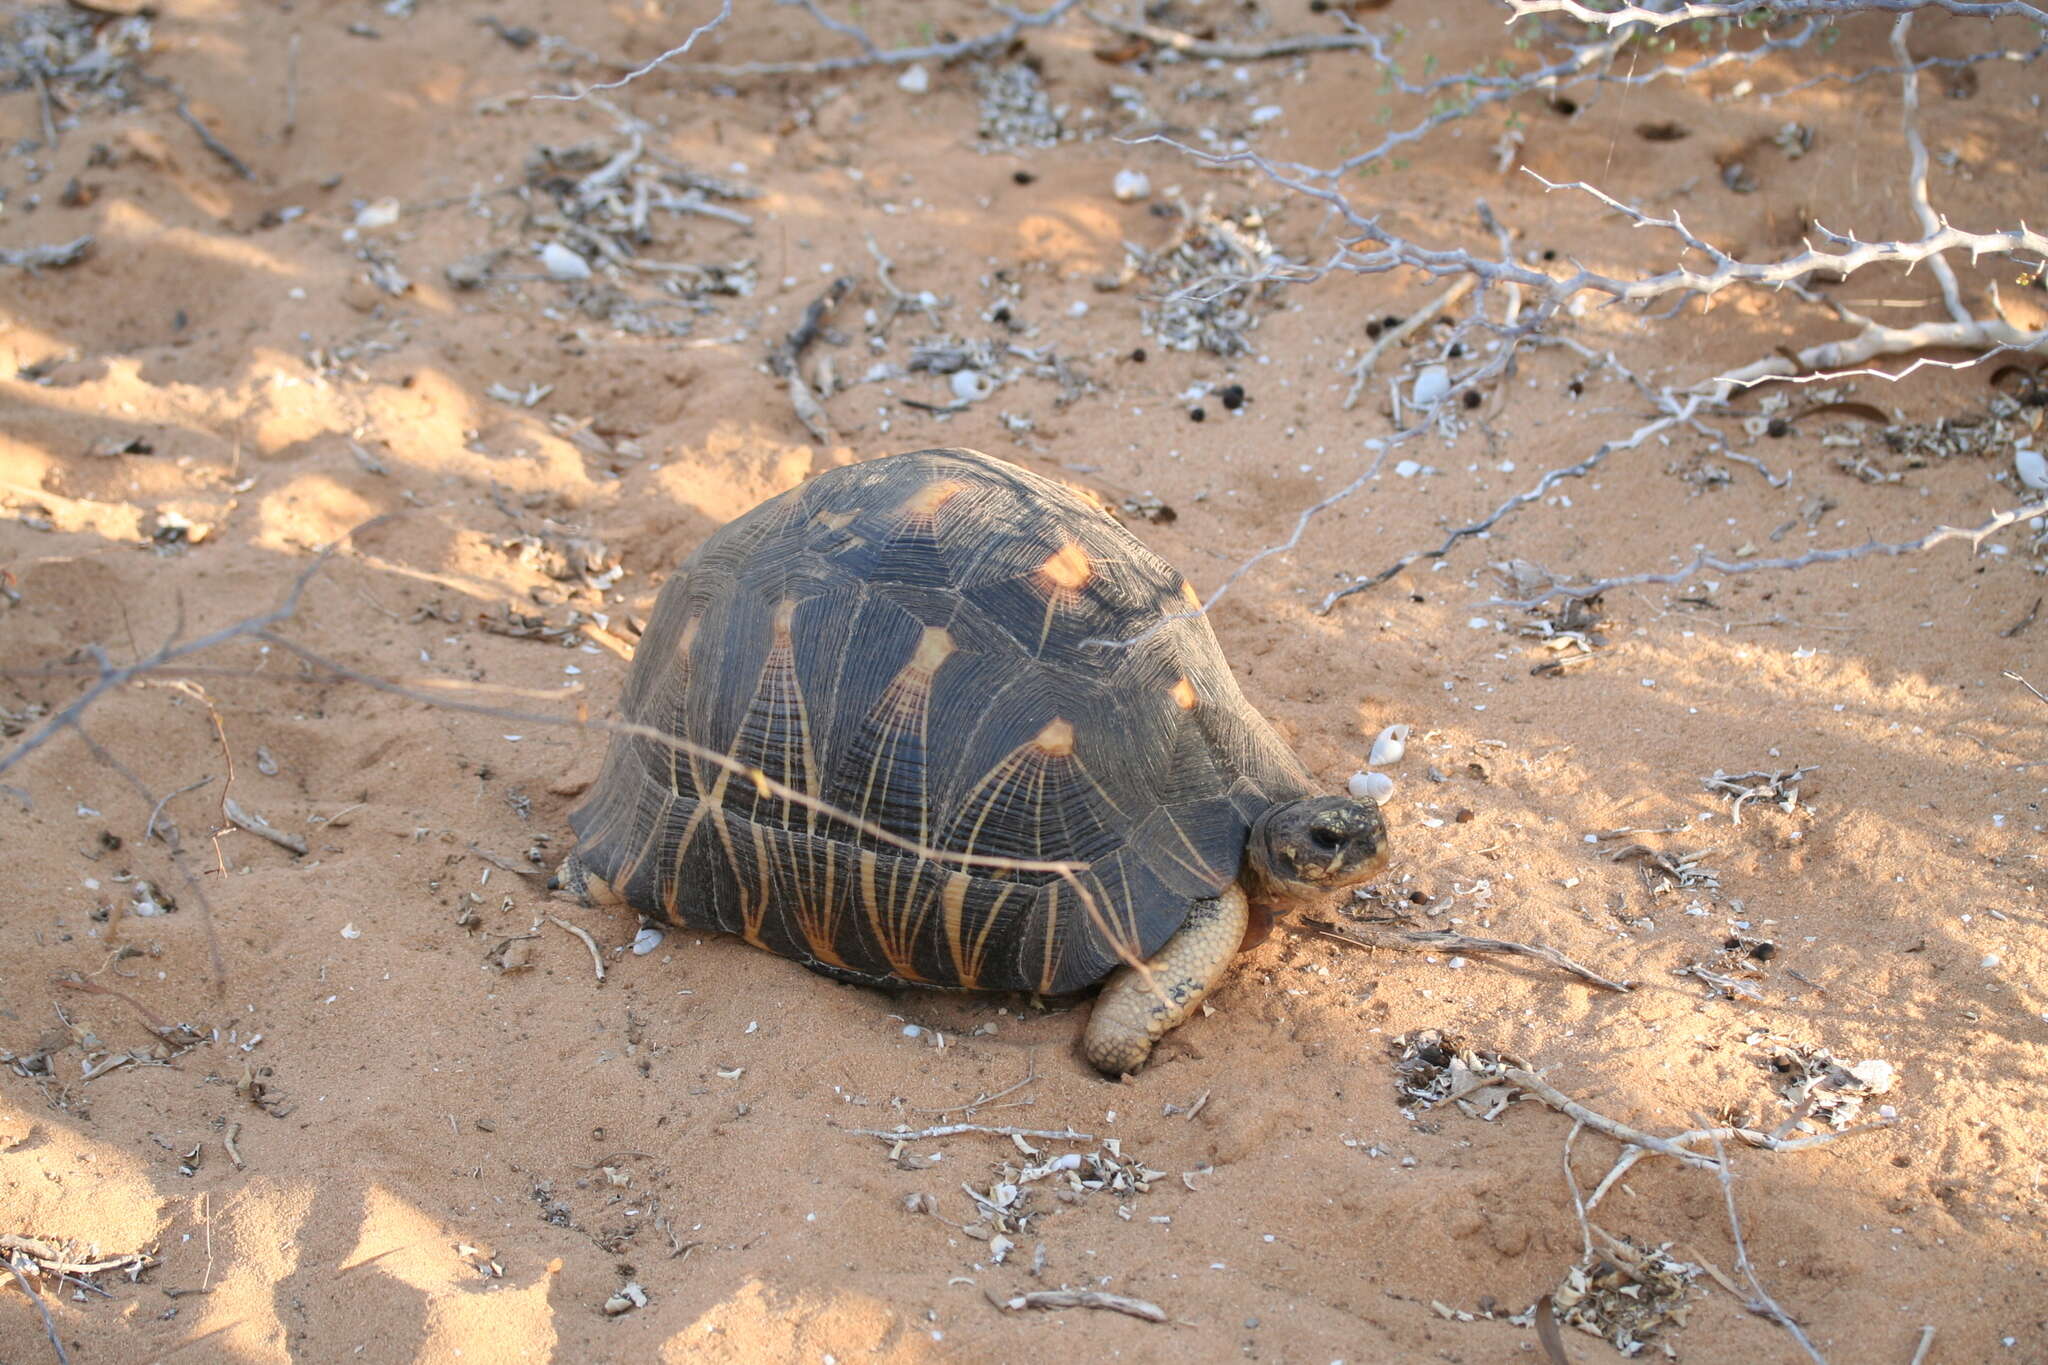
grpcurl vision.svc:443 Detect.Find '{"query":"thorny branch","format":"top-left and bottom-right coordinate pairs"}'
top-left (1493, 496), bottom-right (2048, 607)
top-left (1506, 0), bottom-right (2047, 27)
top-left (537, 0), bottom-right (732, 101)
top-left (1126, 1), bottom-right (2048, 614)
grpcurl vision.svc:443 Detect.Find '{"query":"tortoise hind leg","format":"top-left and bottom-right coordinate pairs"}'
top-left (551, 852), bottom-right (626, 909)
top-left (1082, 885), bottom-right (1249, 1076)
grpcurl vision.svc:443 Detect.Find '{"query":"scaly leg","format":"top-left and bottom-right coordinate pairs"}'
top-left (1082, 885), bottom-right (1249, 1076)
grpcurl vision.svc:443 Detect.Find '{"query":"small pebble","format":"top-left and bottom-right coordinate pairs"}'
top-left (353, 197), bottom-right (400, 229)
top-left (896, 64), bottom-right (930, 94)
top-left (2015, 446), bottom-right (2048, 491)
top-left (1189, 406), bottom-right (1207, 422)
top-left (1112, 169), bottom-right (1152, 202)
top-left (1219, 383), bottom-right (1246, 410)
top-left (631, 926), bottom-right (664, 956)
top-left (1394, 459), bottom-right (1422, 478)
top-left (539, 242), bottom-right (590, 280)
top-left (1411, 364), bottom-right (1450, 406)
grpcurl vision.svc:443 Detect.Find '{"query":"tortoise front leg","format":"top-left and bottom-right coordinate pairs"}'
top-left (1082, 885), bottom-right (1249, 1076)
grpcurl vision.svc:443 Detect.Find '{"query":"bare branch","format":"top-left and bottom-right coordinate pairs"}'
top-left (848, 1123), bottom-right (1093, 1141)
top-left (1890, 14), bottom-right (1970, 325)
top-left (999, 1289), bottom-right (1166, 1323)
top-left (1707, 1132), bottom-right (1829, 1364)
top-left (1493, 497), bottom-right (2048, 608)
top-left (1321, 400), bottom-right (1701, 611)
top-left (1506, 0), bottom-right (2047, 28)
top-left (537, 0), bottom-right (732, 101)
top-left (1087, 11), bottom-right (1387, 59)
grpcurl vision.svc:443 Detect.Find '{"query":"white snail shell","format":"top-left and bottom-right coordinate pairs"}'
top-left (1369, 724), bottom-right (1411, 767)
top-left (1348, 770), bottom-right (1395, 802)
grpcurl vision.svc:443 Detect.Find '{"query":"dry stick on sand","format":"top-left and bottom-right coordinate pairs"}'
top-left (1492, 496), bottom-right (2048, 609)
top-left (1506, 1), bottom-right (2048, 28)
top-left (3, 1252), bottom-right (71, 1365)
top-left (1706, 1129), bottom-right (1829, 1364)
top-left (548, 915), bottom-right (606, 981)
top-left (848, 1123), bottom-right (1093, 1143)
top-left (1316, 922), bottom-right (1632, 992)
top-left (997, 1289), bottom-right (1166, 1323)
top-left (536, 0), bottom-right (732, 102)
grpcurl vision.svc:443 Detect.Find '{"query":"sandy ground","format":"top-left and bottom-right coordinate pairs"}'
top-left (3, 2), bottom-right (2045, 1361)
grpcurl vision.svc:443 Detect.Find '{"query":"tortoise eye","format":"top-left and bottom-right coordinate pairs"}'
top-left (1308, 825), bottom-right (1344, 852)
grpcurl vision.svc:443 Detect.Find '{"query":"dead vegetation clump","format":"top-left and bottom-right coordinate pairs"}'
top-left (975, 60), bottom-right (1062, 148)
top-left (1128, 200), bottom-right (1294, 356)
top-left (1390, 1028), bottom-right (1526, 1119)
top-left (1757, 1037), bottom-right (1898, 1133)
top-left (440, 135), bottom-right (759, 335)
top-left (1, 4), bottom-right (152, 123)
top-left (1547, 1236), bottom-right (1701, 1359)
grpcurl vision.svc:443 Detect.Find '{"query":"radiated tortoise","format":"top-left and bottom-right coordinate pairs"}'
top-left (559, 448), bottom-right (1390, 1074)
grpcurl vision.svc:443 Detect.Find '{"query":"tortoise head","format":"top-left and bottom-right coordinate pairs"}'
top-left (1245, 795), bottom-right (1390, 901)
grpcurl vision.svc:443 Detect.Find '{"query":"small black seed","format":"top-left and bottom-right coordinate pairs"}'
top-left (1383, 314), bottom-right (1404, 329)
top-left (1012, 170), bottom-right (1036, 185)
top-left (1129, 347), bottom-right (1147, 363)
top-left (1567, 380), bottom-right (1584, 397)
top-left (1541, 248), bottom-right (1558, 262)
top-left (1461, 390), bottom-right (1481, 410)
top-left (1189, 406), bottom-right (1207, 422)
top-left (1219, 383), bottom-right (1246, 410)
top-left (1552, 97), bottom-right (1578, 116)
top-left (1767, 417), bottom-right (1791, 438)
top-left (1447, 343), bottom-right (1463, 358)
top-left (1749, 942), bottom-right (1778, 961)
top-left (1724, 936), bottom-right (1743, 950)
top-left (1364, 320), bottom-right (1383, 339)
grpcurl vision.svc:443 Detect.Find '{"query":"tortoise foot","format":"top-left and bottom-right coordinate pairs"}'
top-left (1082, 885), bottom-right (1249, 1076)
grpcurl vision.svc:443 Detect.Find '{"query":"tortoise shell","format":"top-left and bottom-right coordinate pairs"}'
top-left (566, 447), bottom-right (1315, 994)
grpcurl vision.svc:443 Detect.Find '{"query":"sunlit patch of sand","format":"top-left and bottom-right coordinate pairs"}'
top-left (1016, 201), bottom-right (1123, 278)
top-left (252, 473), bottom-right (381, 552)
top-left (0, 1103), bottom-right (167, 1253)
top-left (175, 1178), bottom-right (315, 1363)
top-left (99, 199), bottom-right (302, 280)
top-left (337, 1185), bottom-right (558, 1363)
top-left (654, 423), bottom-right (821, 523)
top-left (663, 1278), bottom-right (937, 1364)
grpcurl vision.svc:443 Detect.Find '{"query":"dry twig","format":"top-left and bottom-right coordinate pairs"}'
top-left (548, 915), bottom-right (606, 982)
top-left (1317, 923), bottom-right (1631, 992)
top-left (997, 1288), bottom-right (1166, 1322)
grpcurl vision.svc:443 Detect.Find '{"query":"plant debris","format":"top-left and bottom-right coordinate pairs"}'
top-left (976, 60), bottom-right (1062, 148)
top-left (1390, 1029), bottom-right (1526, 1119)
top-left (1128, 200), bottom-right (1293, 355)
top-left (1548, 1235), bottom-right (1699, 1358)
top-left (1700, 764), bottom-right (1816, 824)
top-left (1757, 1038), bottom-right (1897, 1132)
